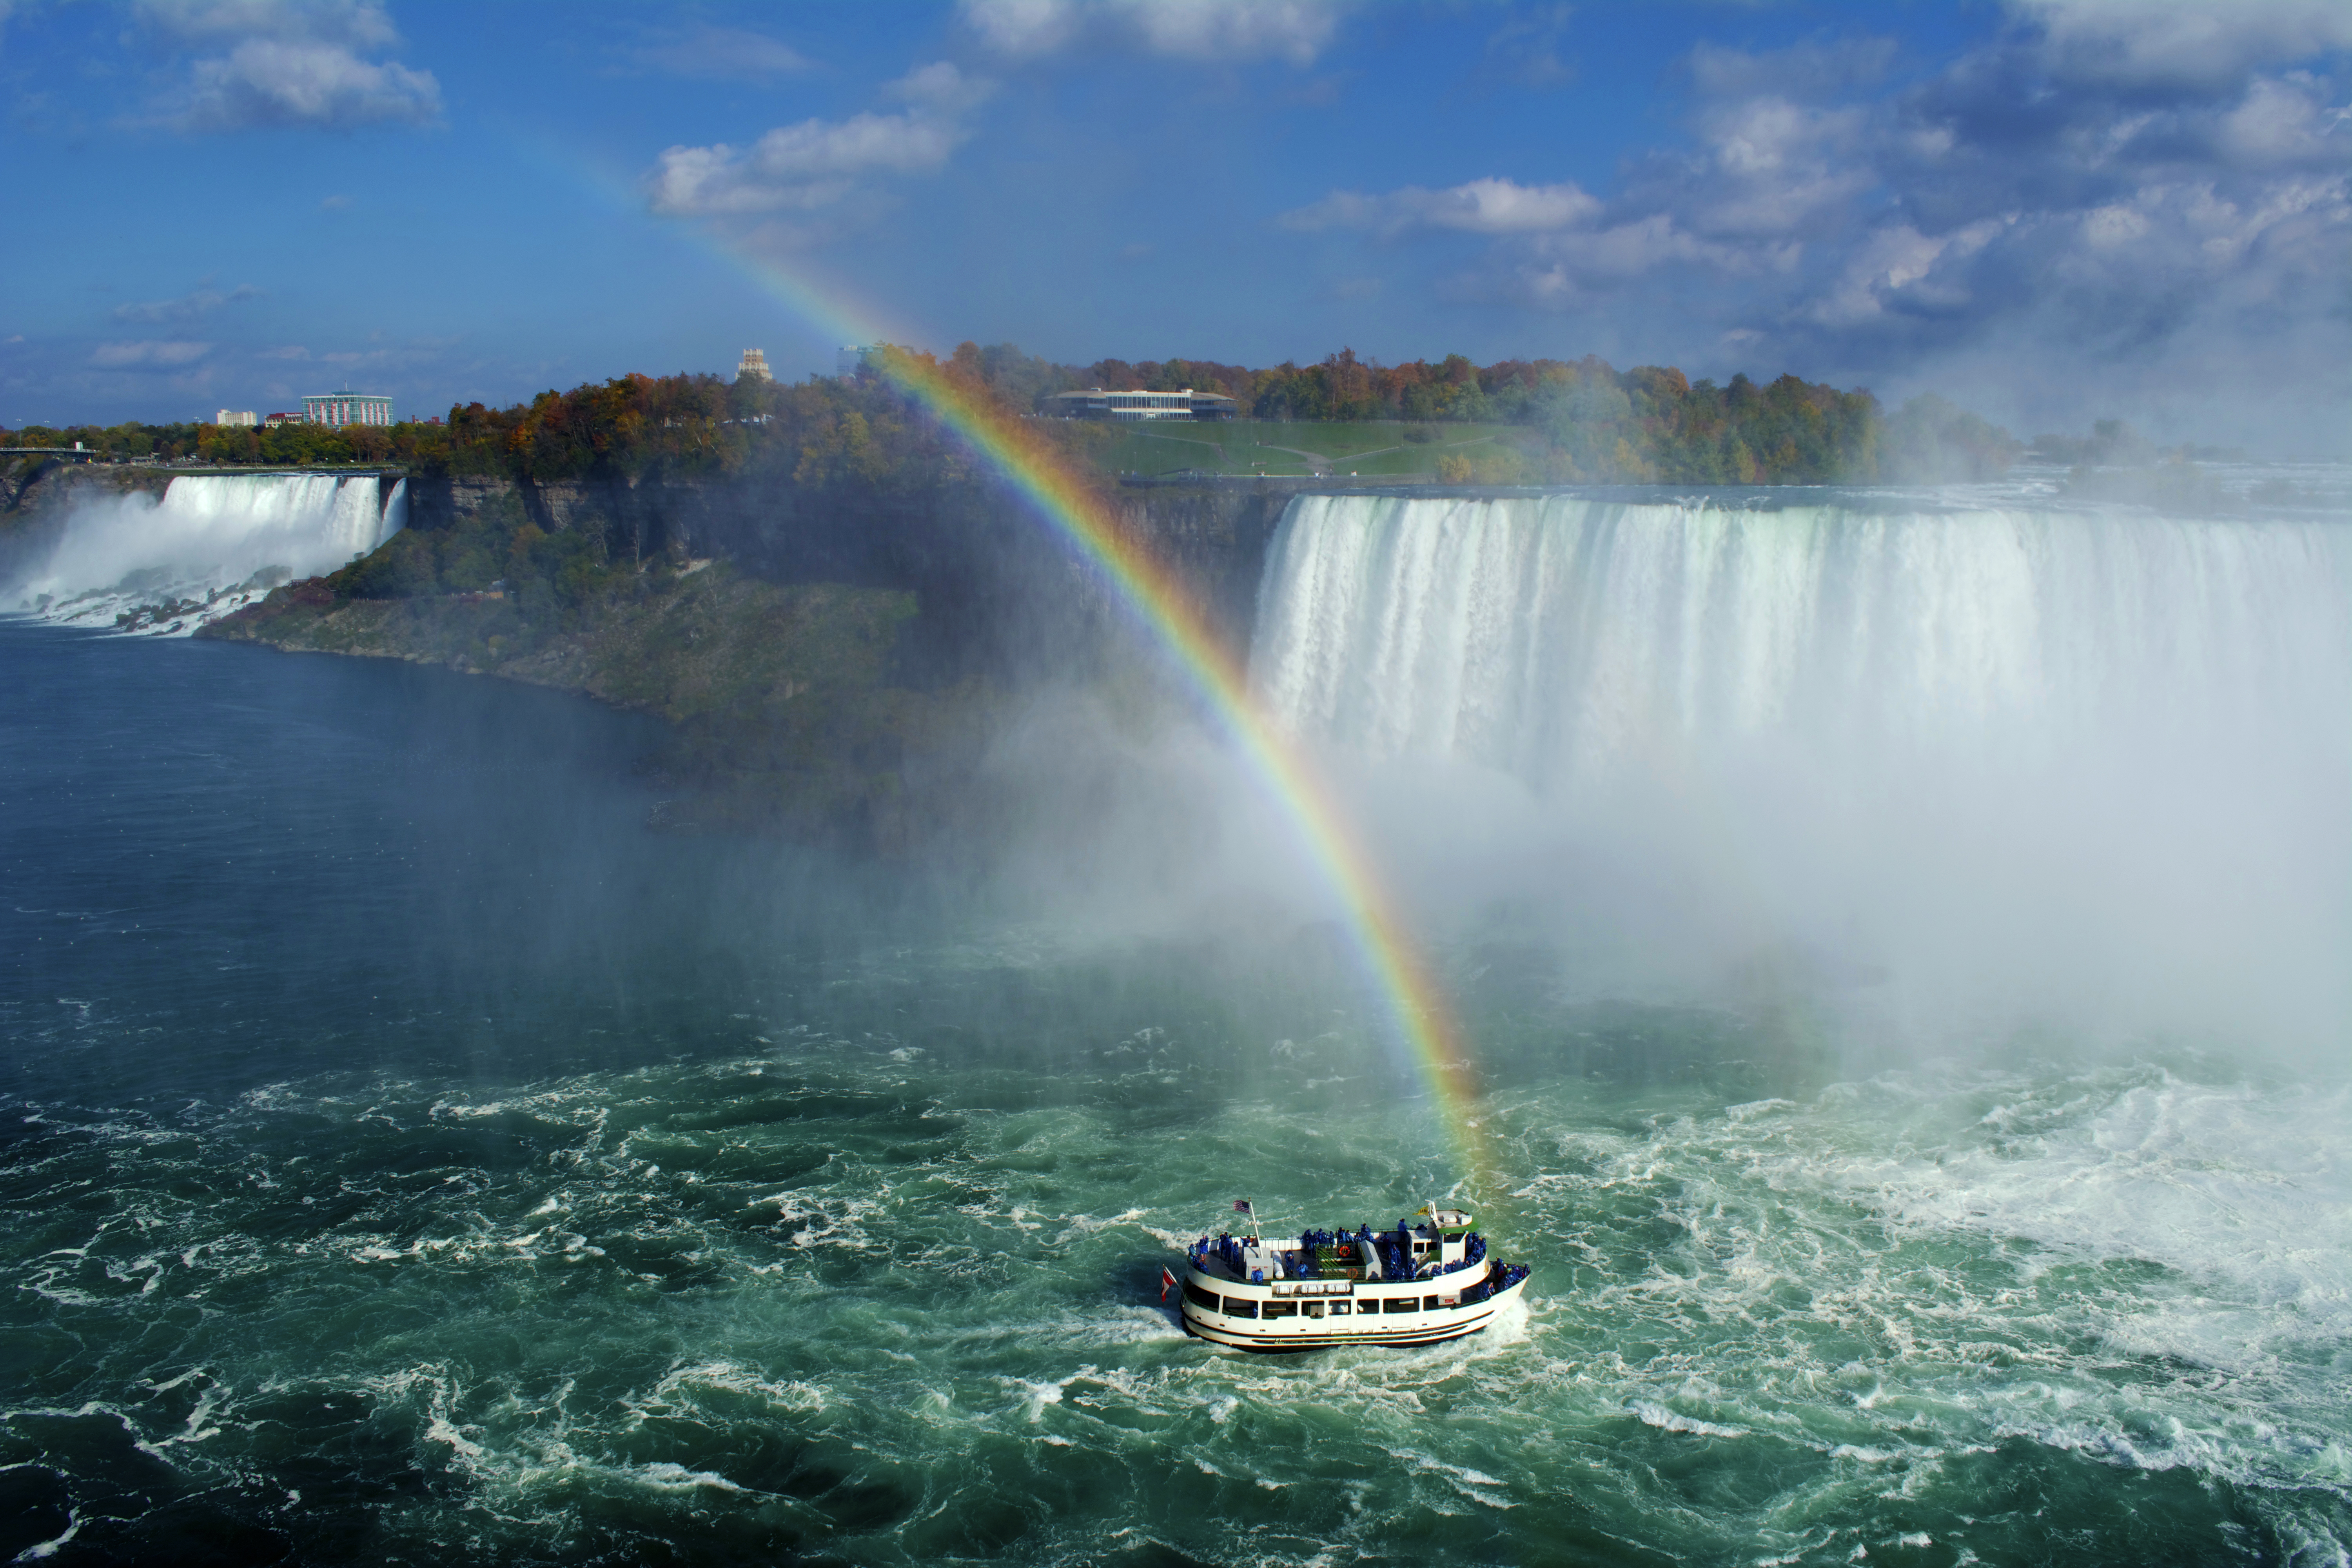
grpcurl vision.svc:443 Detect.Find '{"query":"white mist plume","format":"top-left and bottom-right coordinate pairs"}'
top-left (1249, 491), bottom-right (2352, 1055)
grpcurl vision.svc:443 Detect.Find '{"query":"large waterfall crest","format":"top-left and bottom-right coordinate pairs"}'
top-left (1252, 492), bottom-right (2352, 1047)
top-left (9, 472), bottom-right (405, 635)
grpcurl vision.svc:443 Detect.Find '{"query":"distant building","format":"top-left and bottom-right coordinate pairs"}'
top-left (837, 344), bottom-right (883, 379)
top-left (302, 390), bottom-right (394, 428)
top-left (1044, 387), bottom-right (1237, 421)
top-left (214, 409), bottom-right (258, 428)
top-left (263, 412), bottom-right (303, 428)
top-left (736, 348), bottom-right (771, 383)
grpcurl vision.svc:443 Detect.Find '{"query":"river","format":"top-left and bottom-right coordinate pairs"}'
top-left (2, 477), bottom-right (2347, 1564)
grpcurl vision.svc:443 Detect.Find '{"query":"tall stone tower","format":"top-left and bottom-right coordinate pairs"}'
top-left (736, 348), bottom-right (771, 383)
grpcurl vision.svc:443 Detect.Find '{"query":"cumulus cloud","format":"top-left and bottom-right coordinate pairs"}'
top-left (92, 340), bottom-right (212, 368)
top-left (141, 0), bottom-right (440, 131)
top-left (110, 283), bottom-right (260, 323)
top-left (961, 0), bottom-right (1345, 66)
top-left (2016, 0), bottom-right (2352, 91)
top-left (647, 62), bottom-right (991, 244)
top-left (1283, 177), bottom-right (1600, 237)
top-left (1284, 4), bottom-right (2352, 445)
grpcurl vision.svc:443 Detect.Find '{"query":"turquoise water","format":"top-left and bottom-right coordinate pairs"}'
top-left (3, 622), bottom-right (2347, 1564)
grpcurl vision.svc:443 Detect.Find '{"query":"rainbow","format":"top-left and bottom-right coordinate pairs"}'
top-left (658, 244), bottom-right (1496, 1198)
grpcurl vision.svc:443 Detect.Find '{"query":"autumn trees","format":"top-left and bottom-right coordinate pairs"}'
top-left (10, 338), bottom-right (2018, 492)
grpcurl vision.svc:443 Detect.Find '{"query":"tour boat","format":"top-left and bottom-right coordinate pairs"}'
top-left (1172, 1203), bottom-right (1531, 1351)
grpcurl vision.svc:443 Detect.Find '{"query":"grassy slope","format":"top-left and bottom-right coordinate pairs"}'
top-left (201, 563), bottom-right (981, 844)
top-left (1092, 419), bottom-right (1545, 477)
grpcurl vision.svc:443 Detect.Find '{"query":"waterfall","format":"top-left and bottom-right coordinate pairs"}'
top-left (7, 472), bottom-right (405, 635)
top-left (1252, 492), bottom-right (2352, 1047)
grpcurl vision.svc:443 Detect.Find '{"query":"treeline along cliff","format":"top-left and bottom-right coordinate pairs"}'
top-left (8, 340), bottom-right (2020, 486)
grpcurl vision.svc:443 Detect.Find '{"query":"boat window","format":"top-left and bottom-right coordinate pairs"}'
top-left (1222, 1297), bottom-right (1258, 1318)
top-left (1183, 1281), bottom-right (1219, 1311)
top-left (1424, 1295), bottom-right (1442, 1311)
top-left (1305, 1303), bottom-right (1325, 1318)
top-left (1383, 1297), bottom-right (1418, 1314)
top-left (1263, 1301), bottom-right (1298, 1318)
top-left (1329, 1301), bottom-right (1350, 1315)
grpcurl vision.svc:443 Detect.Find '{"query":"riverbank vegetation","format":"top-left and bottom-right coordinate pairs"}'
top-left (0, 421), bottom-right (203, 462)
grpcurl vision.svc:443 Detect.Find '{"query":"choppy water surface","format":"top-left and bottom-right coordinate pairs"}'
top-left (3, 617), bottom-right (2347, 1565)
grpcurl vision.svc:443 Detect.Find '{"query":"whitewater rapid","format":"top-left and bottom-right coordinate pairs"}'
top-left (1252, 491), bottom-right (2352, 1048)
top-left (7, 472), bottom-right (405, 635)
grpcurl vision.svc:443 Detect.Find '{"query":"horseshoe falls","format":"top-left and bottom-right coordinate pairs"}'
top-left (0, 480), bottom-right (2348, 1566)
top-left (7, 472), bottom-right (404, 634)
top-left (1254, 492), bottom-right (2352, 1055)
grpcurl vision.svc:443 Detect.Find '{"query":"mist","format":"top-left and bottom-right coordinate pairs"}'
top-left (962, 484), bottom-right (2352, 1077)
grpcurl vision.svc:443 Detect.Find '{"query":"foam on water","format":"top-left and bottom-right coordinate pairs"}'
top-left (2, 1029), bottom-right (2344, 1564)
top-left (7, 472), bottom-right (403, 634)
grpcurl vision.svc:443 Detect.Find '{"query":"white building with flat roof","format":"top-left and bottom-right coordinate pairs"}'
top-left (1044, 388), bottom-right (1238, 421)
top-left (214, 410), bottom-right (257, 427)
top-left (303, 390), bottom-right (394, 428)
top-left (737, 348), bottom-right (771, 383)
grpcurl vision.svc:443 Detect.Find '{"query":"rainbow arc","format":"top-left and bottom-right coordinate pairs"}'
top-left (667, 239), bottom-right (1496, 1194)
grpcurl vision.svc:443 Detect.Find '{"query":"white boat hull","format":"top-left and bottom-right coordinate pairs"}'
top-left (1177, 1263), bottom-right (1528, 1352)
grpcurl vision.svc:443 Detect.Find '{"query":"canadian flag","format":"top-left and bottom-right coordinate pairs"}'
top-left (1161, 1265), bottom-right (1178, 1302)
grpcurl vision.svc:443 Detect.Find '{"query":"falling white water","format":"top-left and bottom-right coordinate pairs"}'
top-left (7, 473), bottom-right (405, 635)
top-left (1252, 492), bottom-right (2352, 1050)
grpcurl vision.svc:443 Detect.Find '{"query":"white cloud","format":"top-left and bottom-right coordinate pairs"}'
top-left (1278, 14), bottom-right (2351, 451)
top-left (179, 38), bottom-right (437, 129)
top-left (887, 59), bottom-right (996, 114)
top-left (647, 62), bottom-right (991, 234)
top-left (1800, 217), bottom-right (2009, 326)
top-left (961, 0), bottom-right (1346, 65)
top-left (1682, 97), bottom-right (1873, 237)
top-left (1133, 0), bottom-right (1339, 64)
top-left (140, 0), bottom-right (396, 49)
top-left (636, 25), bottom-right (813, 82)
top-left (1283, 177), bottom-right (1601, 237)
top-left (139, 1), bottom-right (439, 131)
top-left (92, 340), bottom-right (212, 368)
top-left (2013, 0), bottom-right (2352, 90)
top-left (111, 283), bottom-right (260, 323)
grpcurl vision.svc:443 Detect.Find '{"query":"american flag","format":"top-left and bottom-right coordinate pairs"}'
top-left (1234, 1199), bottom-right (1252, 1212)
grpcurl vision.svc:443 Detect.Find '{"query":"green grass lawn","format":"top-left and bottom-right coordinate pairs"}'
top-left (1086, 419), bottom-right (1543, 478)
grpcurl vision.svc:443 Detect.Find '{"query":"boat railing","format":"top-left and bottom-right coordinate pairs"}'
top-left (1192, 1227), bottom-right (1502, 1288)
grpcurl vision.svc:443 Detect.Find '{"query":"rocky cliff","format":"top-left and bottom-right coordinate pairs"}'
top-left (396, 470), bottom-right (1386, 664)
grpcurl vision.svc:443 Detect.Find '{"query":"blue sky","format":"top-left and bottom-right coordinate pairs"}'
top-left (2, 0), bottom-right (2345, 453)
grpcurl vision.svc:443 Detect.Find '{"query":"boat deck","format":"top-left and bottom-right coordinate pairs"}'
top-left (1176, 1212), bottom-right (1531, 1351)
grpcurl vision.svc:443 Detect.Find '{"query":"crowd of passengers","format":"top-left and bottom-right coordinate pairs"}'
top-left (1191, 1222), bottom-right (1489, 1283)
